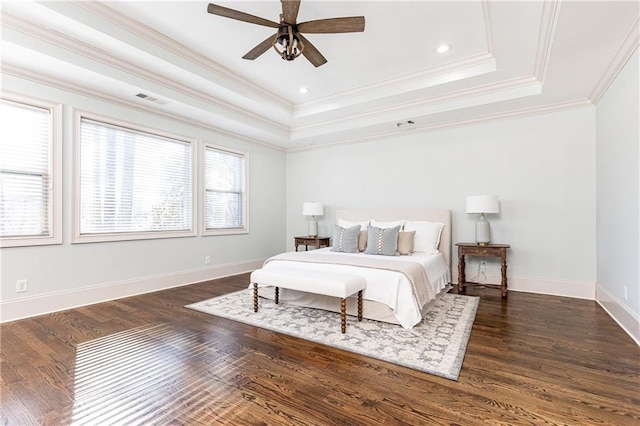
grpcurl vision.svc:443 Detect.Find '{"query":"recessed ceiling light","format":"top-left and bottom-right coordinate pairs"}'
top-left (436, 44), bottom-right (451, 54)
top-left (299, 87), bottom-right (309, 94)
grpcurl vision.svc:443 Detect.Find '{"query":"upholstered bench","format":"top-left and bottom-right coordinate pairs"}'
top-left (250, 268), bottom-right (366, 333)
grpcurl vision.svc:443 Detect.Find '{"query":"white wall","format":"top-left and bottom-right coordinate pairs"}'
top-left (595, 49), bottom-right (640, 344)
top-left (287, 107), bottom-right (597, 298)
top-left (0, 74), bottom-right (287, 321)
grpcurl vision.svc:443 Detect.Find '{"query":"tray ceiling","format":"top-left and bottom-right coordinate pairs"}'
top-left (1, 1), bottom-right (638, 150)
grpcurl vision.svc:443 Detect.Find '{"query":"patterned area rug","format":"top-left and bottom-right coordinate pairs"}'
top-left (186, 290), bottom-right (479, 381)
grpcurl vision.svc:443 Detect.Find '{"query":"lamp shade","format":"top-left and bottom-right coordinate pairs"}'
top-left (466, 195), bottom-right (500, 214)
top-left (302, 202), bottom-right (324, 216)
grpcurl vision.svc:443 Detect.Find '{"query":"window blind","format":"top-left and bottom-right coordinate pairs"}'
top-left (0, 100), bottom-right (51, 238)
top-left (79, 118), bottom-right (193, 235)
top-left (204, 146), bottom-right (246, 230)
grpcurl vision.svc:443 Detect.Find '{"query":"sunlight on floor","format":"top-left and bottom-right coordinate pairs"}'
top-left (71, 323), bottom-right (247, 425)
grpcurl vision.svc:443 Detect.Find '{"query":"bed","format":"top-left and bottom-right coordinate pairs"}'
top-left (256, 208), bottom-right (452, 329)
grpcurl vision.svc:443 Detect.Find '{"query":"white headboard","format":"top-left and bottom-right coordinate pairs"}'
top-left (334, 208), bottom-right (452, 270)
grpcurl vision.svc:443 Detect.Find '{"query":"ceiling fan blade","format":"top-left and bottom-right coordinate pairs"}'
top-left (207, 3), bottom-right (279, 28)
top-left (242, 34), bottom-right (276, 60)
top-left (281, 0), bottom-right (301, 24)
top-left (297, 16), bottom-right (365, 33)
top-left (298, 34), bottom-right (327, 67)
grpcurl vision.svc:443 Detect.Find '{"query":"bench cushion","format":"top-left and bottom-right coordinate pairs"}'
top-left (250, 268), bottom-right (366, 299)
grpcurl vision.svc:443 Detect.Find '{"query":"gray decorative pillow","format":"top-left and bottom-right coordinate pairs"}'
top-left (330, 225), bottom-right (360, 253)
top-left (365, 225), bottom-right (401, 256)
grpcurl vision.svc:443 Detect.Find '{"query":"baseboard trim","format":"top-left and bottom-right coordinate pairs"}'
top-left (506, 275), bottom-right (595, 299)
top-left (0, 259), bottom-right (265, 323)
top-left (456, 273), bottom-right (595, 300)
top-left (3, 266), bottom-right (606, 326)
top-left (595, 284), bottom-right (640, 346)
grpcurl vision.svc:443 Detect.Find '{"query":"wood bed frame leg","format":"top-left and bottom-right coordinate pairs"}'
top-left (253, 283), bottom-right (258, 312)
top-left (275, 287), bottom-right (279, 304)
top-left (341, 298), bottom-right (346, 333)
top-left (357, 290), bottom-right (363, 321)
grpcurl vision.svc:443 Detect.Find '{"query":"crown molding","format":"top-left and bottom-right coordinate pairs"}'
top-left (294, 52), bottom-right (497, 119)
top-left (73, 1), bottom-right (293, 111)
top-left (292, 0), bottom-right (563, 138)
top-left (6, 61), bottom-right (590, 155)
top-left (590, 17), bottom-right (640, 104)
top-left (533, 0), bottom-right (562, 84)
top-left (287, 98), bottom-right (593, 153)
top-left (1, 12), bottom-right (290, 134)
top-left (294, 0), bottom-right (497, 118)
top-left (481, 0), bottom-right (495, 55)
top-left (1, 64), bottom-right (286, 152)
top-left (291, 75), bottom-right (540, 139)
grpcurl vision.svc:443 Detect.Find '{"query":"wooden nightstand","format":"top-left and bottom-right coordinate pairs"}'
top-left (456, 243), bottom-right (510, 298)
top-left (294, 236), bottom-right (331, 251)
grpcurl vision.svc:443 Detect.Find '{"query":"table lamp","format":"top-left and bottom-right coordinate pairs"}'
top-left (302, 202), bottom-right (324, 237)
top-left (465, 195), bottom-right (500, 245)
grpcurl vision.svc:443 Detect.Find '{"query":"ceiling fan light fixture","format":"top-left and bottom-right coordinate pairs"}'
top-left (273, 24), bottom-right (304, 61)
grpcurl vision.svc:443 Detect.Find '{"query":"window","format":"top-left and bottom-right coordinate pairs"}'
top-left (203, 144), bottom-right (248, 235)
top-left (75, 112), bottom-right (195, 242)
top-left (0, 96), bottom-right (61, 247)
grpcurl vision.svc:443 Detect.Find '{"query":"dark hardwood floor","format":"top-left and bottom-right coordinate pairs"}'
top-left (1, 273), bottom-right (639, 425)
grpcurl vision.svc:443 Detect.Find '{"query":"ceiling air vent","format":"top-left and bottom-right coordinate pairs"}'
top-left (396, 120), bottom-right (415, 128)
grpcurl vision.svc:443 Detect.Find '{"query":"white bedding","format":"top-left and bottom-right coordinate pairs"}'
top-left (259, 247), bottom-right (451, 329)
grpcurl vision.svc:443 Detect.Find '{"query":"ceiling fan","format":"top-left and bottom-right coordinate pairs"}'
top-left (206, 1), bottom-right (365, 67)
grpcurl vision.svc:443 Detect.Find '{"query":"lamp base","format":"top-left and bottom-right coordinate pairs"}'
top-left (308, 217), bottom-right (318, 237)
top-left (475, 213), bottom-right (491, 245)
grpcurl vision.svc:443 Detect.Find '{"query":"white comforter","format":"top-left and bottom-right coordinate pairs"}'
top-left (259, 248), bottom-right (451, 328)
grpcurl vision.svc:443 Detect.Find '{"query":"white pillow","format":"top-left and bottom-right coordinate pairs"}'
top-left (337, 218), bottom-right (369, 231)
top-left (370, 219), bottom-right (404, 229)
top-left (403, 221), bottom-right (445, 254)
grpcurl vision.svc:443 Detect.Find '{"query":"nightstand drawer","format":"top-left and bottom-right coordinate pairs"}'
top-left (296, 237), bottom-right (317, 245)
top-left (462, 246), bottom-right (501, 256)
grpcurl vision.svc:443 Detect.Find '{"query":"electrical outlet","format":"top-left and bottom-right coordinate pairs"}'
top-left (205, 256), bottom-right (211, 265)
top-left (623, 285), bottom-right (628, 301)
top-left (16, 279), bottom-right (28, 293)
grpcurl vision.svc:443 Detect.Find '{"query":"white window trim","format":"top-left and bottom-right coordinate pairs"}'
top-left (72, 109), bottom-right (198, 244)
top-left (200, 141), bottom-right (249, 236)
top-left (0, 92), bottom-right (62, 248)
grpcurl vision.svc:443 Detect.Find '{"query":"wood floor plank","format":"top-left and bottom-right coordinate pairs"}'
top-left (1, 274), bottom-right (639, 425)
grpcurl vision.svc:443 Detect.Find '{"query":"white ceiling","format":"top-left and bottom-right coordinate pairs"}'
top-left (1, 1), bottom-right (639, 150)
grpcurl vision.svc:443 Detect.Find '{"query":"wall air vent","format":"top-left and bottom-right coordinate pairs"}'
top-left (135, 93), bottom-right (167, 105)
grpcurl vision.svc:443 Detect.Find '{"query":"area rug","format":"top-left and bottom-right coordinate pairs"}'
top-left (186, 290), bottom-right (479, 381)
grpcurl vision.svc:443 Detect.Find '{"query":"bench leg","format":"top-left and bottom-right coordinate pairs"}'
top-left (341, 298), bottom-right (347, 333)
top-left (253, 283), bottom-right (258, 312)
top-left (275, 287), bottom-right (279, 304)
top-left (357, 290), bottom-right (363, 321)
